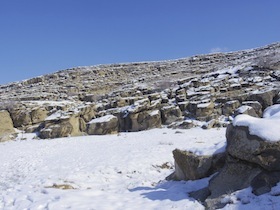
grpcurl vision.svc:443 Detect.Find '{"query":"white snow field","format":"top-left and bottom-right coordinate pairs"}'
top-left (0, 127), bottom-right (280, 210)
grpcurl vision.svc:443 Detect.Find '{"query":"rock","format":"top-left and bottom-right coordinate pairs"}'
top-left (196, 101), bottom-right (215, 119)
top-left (39, 112), bottom-right (82, 139)
top-left (0, 110), bottom-right (16, 142)
top-left (208, 159), bottom-right (261, 199)
top-left (168, 149), bottom-right (226, 181)
top-left (189, 187), bottom-right (210, 203)
top-left (31, 107), bottom-right (48, 124)
top-left (10, 108), bottom-right (32, 128)
top-left (242, 101), bottom-right (263, 117)
top-left (161, 105), bottom-right (182, 124)
top-left (226, 124), bottom-right (280, 171)
top-left (222, 100), bottom-right (240, 116)
top-left (168, 120), bottom-right (196, 129)
top-left (202, 119), bottom-right (218, 129)
top-left (251, 171), bottom-right (280, 196)
top-left (233, 105), bottom-right (259, 117)
top-left (128, 98), bottom-right (150, 113)
top-left (247, 89), bottom-right (277, 110)
top-left (126, 110), bottom-right (161, 132)
top-left (87, 115), bottom-right (118, 135)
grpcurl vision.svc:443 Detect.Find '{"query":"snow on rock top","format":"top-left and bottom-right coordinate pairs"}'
top-left (263, 104), bottom-right (280, 118)
top-left (88, 115), bottom-right (116, 124)
top-left (233, 105), bottom-right (280, 142)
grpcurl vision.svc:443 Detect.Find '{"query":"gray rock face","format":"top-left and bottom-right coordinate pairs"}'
top-left (168, 149), bottom-right (226, 181)
top-left (226, 124), bottom-right (280, 171)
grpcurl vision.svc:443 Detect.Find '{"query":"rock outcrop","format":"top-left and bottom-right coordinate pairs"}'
top-left (0, 110), bottom-right (16, 142)
top-left (169, 104), bottom-right (280, 209)
top-left (0, 42), bottom-right (279, 139)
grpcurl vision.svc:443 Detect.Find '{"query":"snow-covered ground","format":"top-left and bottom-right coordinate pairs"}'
top-left (0, 127), bottom-right (279, 210)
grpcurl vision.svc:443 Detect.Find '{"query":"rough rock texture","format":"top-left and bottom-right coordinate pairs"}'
top-left (87, 115), bottom-right (118, 135)
top-left (226, 124), bottom-right (280, 171)
top-left (168, 149), bottom-right (226, 181)
top-left (0, 42), bottom-right (279, 138)
top-left (0, 110), bottom-right (16, 142)
top-left (171, 104), bottom-right (280, 209)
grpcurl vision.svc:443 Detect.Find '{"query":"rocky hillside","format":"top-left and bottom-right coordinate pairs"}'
top-left (0, 43), bottom-right (280, 140)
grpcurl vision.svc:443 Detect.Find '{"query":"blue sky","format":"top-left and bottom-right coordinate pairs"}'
top-left (0, 0), bottom-right (279, 84)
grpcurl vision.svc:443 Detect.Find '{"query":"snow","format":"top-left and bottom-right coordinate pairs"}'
top-left (0, 128), bottom-right (225, 210)
top-left (236, 105), bottom-right (252, 114)
top-left (1, 126), bottom-right (279, 209)
top-left (233, 104), bottom-right (280, 142)
top-left (88, 115), bottom-right (116, 124)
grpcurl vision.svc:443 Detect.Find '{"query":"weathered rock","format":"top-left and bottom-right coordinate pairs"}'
top-left (196, 101), bottom-right (215, 119)
top-left (168, 149), bottom-right (226, 181)
top-left (87, 115), bottom-right (118, 135)
top-left (126, 110), bottom-right (161, 132)
top-left (226, 124), bottom-right (280, 171)
top-left (251, 171), bottom-right (280, 196)
top-left (161, 105), bottom-right (182, 124)
top-left (242, 101), bottom-right (263, 117)
top-left (39, 113), bottom-right (82, 139)
top-left (31, 107), bottom-right (48, 124)
top-left (222, 100), bottom-right (240, 116)
top-left (168, 120), bottom-right (196, 129)
top-left (233, 105), bottom-right (259, 117)
top-left (10, 109), bottom-right (32, 128)
top-left (202, 119), bottom-right (218, 129)
top-left (247, 89), bottom-right (277, 110)
top-left (0, 110), bottom-right (16, 142)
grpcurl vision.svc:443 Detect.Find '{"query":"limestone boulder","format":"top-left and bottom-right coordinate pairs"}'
top-left (226, 124), bottom-right (280, 171)
top-left (167, 149), bottom-right (226, 181)
top-left (222, 100), bottom-right (240, 116)
top-left (125, 110), bottom-right (161, 132)
top-left (0, 110), bottom-right (16, 142)
top-left (161, 105), bottom-right (182, 124)
top-left (233, 105), bottom-right (259, 117)
top-left (31, 107), bottom-right (48, 124)
top-left (10, 108), bottom-right (32, 128)
top-left (87, 115), bottom-right (118, 135)
top-left (242, 101), bottom-right (263, 117)
top-left (39, 112), bottom-right (82, 139)
top-left (247, 89), bottom-right (277, 109)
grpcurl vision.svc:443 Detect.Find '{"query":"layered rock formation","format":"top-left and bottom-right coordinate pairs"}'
top-left (0, 43), bottom-right (279, 139)
top-left (170, 104), bottom-right (280, 209)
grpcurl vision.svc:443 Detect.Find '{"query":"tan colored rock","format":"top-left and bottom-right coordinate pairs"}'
top-left (161, 105), bottom-right (182, 124)
top-left (10, 109), bottom-right (32, 128)
top-left (127, 110), bottom-right (161, 132)
top-left (0, 110), bottom-right (16, 142)
top-left (39, 113), bottom-right (83, 139)
top-left (31, 107), bottom-right (48, 124)
top-left (87, 115), bottom-right (118, 135)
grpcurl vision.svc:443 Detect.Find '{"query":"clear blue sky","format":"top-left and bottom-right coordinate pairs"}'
top-left (0, 0), bottom-right (279, 84)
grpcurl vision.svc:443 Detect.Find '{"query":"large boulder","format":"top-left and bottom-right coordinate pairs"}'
top-left (161, 105), bottom-right (182, 124)
top-left (10, 108), bottom-right (32, 128)
top-left (0, 110), bottom-right (16, 142)
top-left (167, 149), bottom-right (226, 181)
top-left (227, 105), bottom-right (280, 171)
top-left (222, 100), bottom-right (240, 116)
top-left (39, 112), bottom-right (82, 139)
top-left (31, 107), bottom-right (48, 124)
top-left (125, 110), bottom-right (161, 132)
top-left (87, 115), bottom-right (118, 135)
top-left (246, 89), bottom-right (278, 110)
